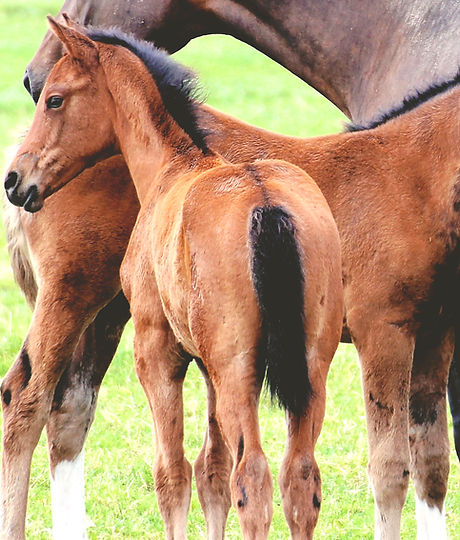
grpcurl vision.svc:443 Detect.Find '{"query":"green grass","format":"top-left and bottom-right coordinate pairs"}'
top-left (0, 2), bottom-right (459, 539)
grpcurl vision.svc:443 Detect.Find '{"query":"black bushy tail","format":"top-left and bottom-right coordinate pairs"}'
top-left (250, 206), bottom-right (311, 417)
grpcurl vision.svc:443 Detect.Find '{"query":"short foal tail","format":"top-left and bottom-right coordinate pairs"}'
top-left (2, 196), bottom-right (37, 308)
top-left (250, 206), bottom-right (311, 417)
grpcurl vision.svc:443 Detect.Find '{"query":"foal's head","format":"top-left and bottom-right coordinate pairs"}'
top-left (6, 16), bottom-right (207, 212)
top-left (5, 18), bottom-right (118, 212)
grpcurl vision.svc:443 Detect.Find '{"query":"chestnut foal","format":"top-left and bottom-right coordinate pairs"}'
top-left (3, 18), bottom-right (343, 540)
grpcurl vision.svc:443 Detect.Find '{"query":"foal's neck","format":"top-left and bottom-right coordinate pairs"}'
top-left (101, 48), bottom-right (220, 205)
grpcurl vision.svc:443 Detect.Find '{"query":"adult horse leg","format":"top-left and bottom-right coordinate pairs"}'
top-left (409, 329), bottom-right (452, 540)
top-left (194, 360), bottom-right (232, 539)
top-left (447, 325), bottom-right (460, 460)
top-left (46, 292), bottom-right (130, 539)
top-left (349, 311), bottom-right (415, 540)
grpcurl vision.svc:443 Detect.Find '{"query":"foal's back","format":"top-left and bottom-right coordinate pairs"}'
top-left (125, 157), bottom-right (342, 361)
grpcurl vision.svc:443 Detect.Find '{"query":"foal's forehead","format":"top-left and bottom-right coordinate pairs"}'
top-left (46, 55), bottom-right (94, 91)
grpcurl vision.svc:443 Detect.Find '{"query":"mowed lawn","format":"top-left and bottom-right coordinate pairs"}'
top-left (0, 2), bottom-right (459, 539)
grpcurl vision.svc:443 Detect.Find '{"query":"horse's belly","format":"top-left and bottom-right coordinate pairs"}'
top-left (153, 208), bottom-right (199, 357)
top-left (157, 271), bottom-right (199, 358)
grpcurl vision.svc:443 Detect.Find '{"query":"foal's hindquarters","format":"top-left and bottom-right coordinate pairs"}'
top-left (121, 159), bottom-right (343, 539)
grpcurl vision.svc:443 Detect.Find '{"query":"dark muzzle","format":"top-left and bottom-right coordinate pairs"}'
top-left (4, 170), bottom-right (41, 213)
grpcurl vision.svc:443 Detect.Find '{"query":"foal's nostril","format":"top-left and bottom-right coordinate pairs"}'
top-left (4, 171), bottom-right (19, 190)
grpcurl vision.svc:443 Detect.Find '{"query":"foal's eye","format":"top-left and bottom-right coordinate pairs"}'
top-left (46, 95), bottom-right (64, 109)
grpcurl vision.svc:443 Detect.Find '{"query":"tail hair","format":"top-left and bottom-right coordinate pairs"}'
top-left (2, 193), bottom-right (37, 308)
top-left (250, 205), bottom-right (311, 416)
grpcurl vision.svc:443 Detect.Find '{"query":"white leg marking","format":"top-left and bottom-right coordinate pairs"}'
top-left (373, 494), bottom-right (383, 540)
top-left (51, 451), bottom-right (89, 540)
top-left (415, 496), bottom-right (447, 540)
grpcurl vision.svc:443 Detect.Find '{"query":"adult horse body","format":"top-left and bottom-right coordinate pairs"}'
top-left (24, 0), bottom-right (460, 125)
top-left (4, 19), bottom-right (343, 539)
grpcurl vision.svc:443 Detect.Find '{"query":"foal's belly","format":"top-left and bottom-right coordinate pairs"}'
top-left (156, 270), bottom-right (200, 358)
top-left (151, 201), bottom-right (200, 358)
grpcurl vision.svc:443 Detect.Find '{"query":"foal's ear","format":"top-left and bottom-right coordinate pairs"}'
top-left (47, 15), bottom-right (98, 66)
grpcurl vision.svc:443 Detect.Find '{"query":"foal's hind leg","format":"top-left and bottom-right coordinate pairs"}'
top-left (409, 329), bottom-right (453, 540)
top-left (133, 322), bottom-right (192, 540)
top-left (194, 361), bottom-right (232, 539)
top-left (210, 358), bottom-right (273, 539)
top-left (46, 292), bottom-right (131, 539)
top-left (278, 359), bottom-right (328, 540)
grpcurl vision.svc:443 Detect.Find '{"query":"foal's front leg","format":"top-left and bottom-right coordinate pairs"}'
top-left (0, 291), bottom-right (96, 540)
top-left (349, 313), bottom-right (415, 540)
top-left (133, 321), bottom-right (192, 540)
top-left (46, 292), bottom-right (131, 539)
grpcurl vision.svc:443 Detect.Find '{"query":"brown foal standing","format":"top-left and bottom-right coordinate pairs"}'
top-left (3, 18), bottom-right (343, 540)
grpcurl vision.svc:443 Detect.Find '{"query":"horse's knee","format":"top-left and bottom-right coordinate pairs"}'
top-left (48, 383), bottom-right (97, 466)
top-left (1, 347), bottom-right (50, 446)
top-left (368, 454), bottom-right (410, 511)
top-left (195, 456), bottom-right (231, 501)
top-left (154, 455), bottom-right (192, 499)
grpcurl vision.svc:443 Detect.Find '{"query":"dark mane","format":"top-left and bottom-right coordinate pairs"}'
top-left (347, 68), bottom-right (460, 132)
top-left (86, 27), bottom-right (209, 153)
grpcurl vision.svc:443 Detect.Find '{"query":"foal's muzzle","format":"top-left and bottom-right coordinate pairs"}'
top-left (4, 170), bottom-right (42, 213)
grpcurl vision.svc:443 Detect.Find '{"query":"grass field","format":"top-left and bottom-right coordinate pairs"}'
top-left (0, 2), bottom-right (459, 539)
